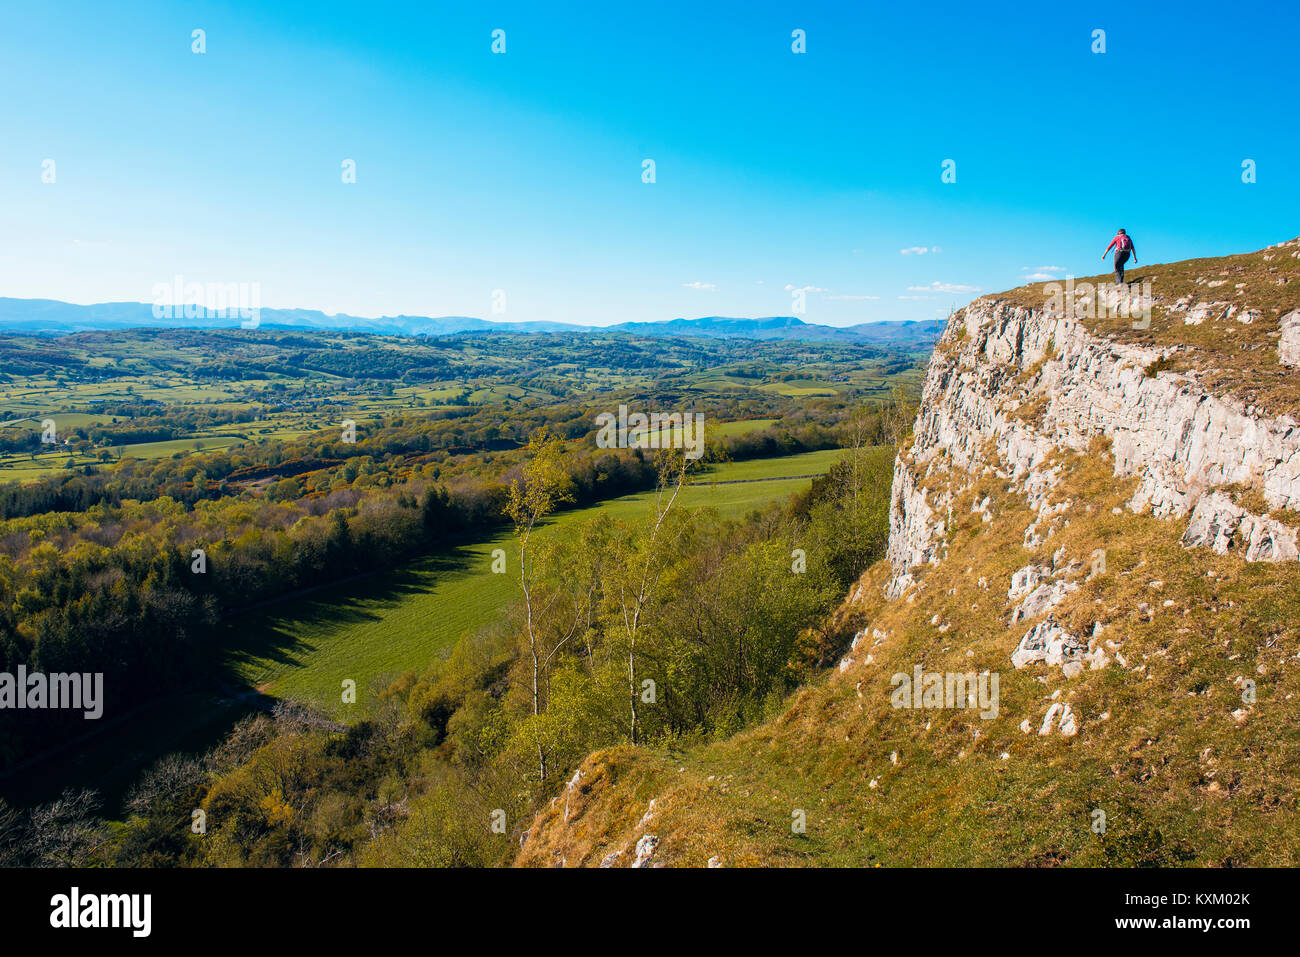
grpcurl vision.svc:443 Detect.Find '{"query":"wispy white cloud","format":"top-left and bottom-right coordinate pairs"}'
top-left (900, 246), bottom-right (942, 255)
top-left (682, 281), bottom-right (717, 291)
top-left (897, 294), bottom-right (931, 300)
top-left (784, 284), bottom-right (828, 294)
top-left (827, 294), bottom-right (880, 301)
top-left (1020, 265), bottom-right (1063, 282)
top-left (907, 281), bottom-right (981, 294)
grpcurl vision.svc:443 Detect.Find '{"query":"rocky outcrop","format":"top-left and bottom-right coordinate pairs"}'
top-left (1011, 619), bottom-right (1086, 670)
top-left (1010, 578), bottom-right (1078, 625)
top-left (631, 833), bottom-right (659, 868)
top-left (1279, 309), bottom-right (1300, 367)
top-left (1182, 490), bottom-right (1299, 561)
top-left (886, 295), bottom-right (1300, 598)
top-left (884, 458), bottom-right (945, 597)
top-left (1039, 701), bottom-right (1078, 737)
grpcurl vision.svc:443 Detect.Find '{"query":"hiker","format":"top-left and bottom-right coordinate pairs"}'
top-left (1103, 228), bottom-right (1138, 285)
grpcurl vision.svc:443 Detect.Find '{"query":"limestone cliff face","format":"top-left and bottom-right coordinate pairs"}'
top-left (886, 291), bottom-right (1300, 599)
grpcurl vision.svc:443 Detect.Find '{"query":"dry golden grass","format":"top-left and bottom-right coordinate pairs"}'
top-left (518, 436), bottom-right (1300, 867)
top-left (991, 238), bottom-right (1300, 416)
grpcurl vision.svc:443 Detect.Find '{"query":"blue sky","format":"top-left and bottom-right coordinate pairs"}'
top-left (2, 0), bottom-right (1297, 327)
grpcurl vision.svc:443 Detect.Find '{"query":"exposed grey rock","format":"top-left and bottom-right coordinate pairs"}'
top-left (1011, 619), bottom-right (1087, 670)
top-left (1039, 701), bottom-right (1078, 736)
top-left (1279, 309), bottom-right (1300, 366)
top-left (1008, 564), bottom-right (1049, 601)
top-left (1058, 705), bottom-right (1079, 736)
top-left (632, 834), bottom-right (659, 868)
top-left (638, 799), bottom-right (657, 829)
top-left (885, 458), bottom-right (945, 598)
top-left (563, 767), bottom-right (585, 822)
top-left (1011, 579), bottom-right (1079, 624)
top-left (1185, 301), bottom-right (1228, 325)
top-left (1182, 491), bottom-right (1299, 561)
top-left (885, 297), bottom-right (1300, 597)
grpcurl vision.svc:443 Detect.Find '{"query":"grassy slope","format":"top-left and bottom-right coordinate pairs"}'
top-left (517, 244), bottom-right (1300, 868)
top-left (222, 448), bottom-right (845, 716)
top-left (520, 446), bottom-right (1300, 869)
top-left (996, 237), bottom-right (1300, 416)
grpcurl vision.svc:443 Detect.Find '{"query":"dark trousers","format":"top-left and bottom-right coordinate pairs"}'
top-left (1113, 249), bottom-right (1130, 286)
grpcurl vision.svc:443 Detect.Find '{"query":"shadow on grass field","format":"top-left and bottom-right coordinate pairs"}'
top-left (0, 532), bottom-right (513, 817)
top-left (218, 538), bottom-right (507, 716)
top-left (2, 448), bottom-right (850, 817)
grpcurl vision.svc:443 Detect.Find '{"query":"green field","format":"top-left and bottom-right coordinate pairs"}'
top-left (0, 434), bottom-right (250, 480)
top-left (713, 417), bottom-right (778, 436)
top-left (759, 379), bottom-right (841, 397)
top-left (222, 534), bottom-right (518, 715)
top-left (624, 416), bottom-right (777, 448)
top-left (222, 448), bottom-right (847, 715)
top-left (698, 447), bottom-right (840, 482)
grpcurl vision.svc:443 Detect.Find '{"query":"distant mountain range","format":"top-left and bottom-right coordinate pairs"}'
top-left (0, 297), bottom-right (945, 345)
